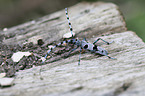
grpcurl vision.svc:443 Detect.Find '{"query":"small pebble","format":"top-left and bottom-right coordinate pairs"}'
top-left (41, 57), bottom-right (46, 62)
top-left (11, 51), bottom-right (31, 62)
top-left (0, 78), bottom-right (14, 87)
top-left (48, 45), bottom-right (54, 49)
top-left (63, 32), bottom-right (75, 38)
top-left (31, 20), bottom-right (36, 24)
top-left (0, 73), bottom-right (6, 78)
top-left (28, 36), bottom-right (42, 44)
top-left (3, 28), bottom-right (8, 31)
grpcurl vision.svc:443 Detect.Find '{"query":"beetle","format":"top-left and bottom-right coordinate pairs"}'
top-left (42, 8), bottom-right (115, 65)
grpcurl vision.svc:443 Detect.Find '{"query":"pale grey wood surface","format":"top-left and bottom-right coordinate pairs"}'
top-left (1, 1), bottom-right (145, 96)
top-left (1, 2), bottom-right (126, 45)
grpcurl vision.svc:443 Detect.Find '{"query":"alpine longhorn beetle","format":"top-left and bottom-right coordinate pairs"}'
top-left (42, 8), bottom-right (115, 65)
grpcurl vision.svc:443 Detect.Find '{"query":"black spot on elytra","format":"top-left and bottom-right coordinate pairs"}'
top-left (70, 39), bottom-right (73, 43)
top-left (84, 45), bottom-right (88, 49)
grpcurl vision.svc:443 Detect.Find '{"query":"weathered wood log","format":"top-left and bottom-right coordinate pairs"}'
top-left (1, 1), bottom-right (126, 45)
top-left (1, 1), bottom-right (145, 96)
top-left (10, 31), bottom-right (145, 96)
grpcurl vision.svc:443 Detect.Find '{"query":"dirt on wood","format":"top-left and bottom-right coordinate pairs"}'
top-left (0, 35), bottom-right (77, 77)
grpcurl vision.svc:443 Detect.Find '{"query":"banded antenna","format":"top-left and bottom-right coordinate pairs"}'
top-left (65, 8), bottom-right (73, 37)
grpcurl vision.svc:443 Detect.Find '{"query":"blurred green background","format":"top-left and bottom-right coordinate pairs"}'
top-left (0, 0), bottom-right (145, 41)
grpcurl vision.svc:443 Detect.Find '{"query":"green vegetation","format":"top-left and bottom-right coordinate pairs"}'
top-left (126, 12), bottom-right (145, 42)
top-left (100, 0), bottom-right (145, 42)
top-left (86, 0), bottom-right (145, 41)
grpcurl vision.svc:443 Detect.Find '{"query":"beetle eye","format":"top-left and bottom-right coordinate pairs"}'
top-left (93, 45), bottom-right (98, 50)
